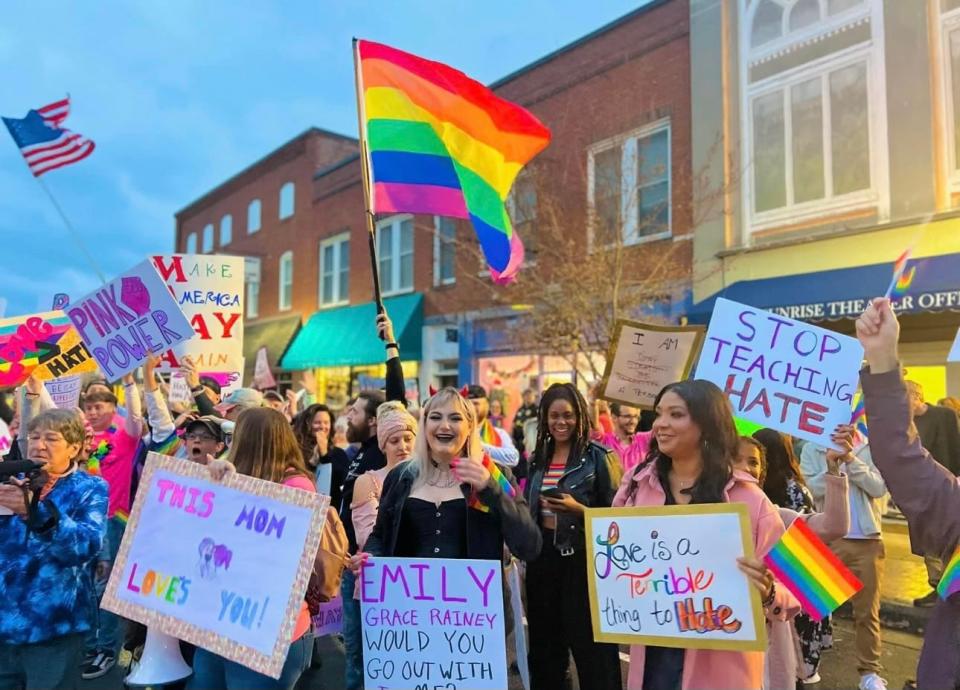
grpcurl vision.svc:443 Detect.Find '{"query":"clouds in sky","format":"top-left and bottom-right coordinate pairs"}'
top-left (2, 0), bottom-right (641, 315)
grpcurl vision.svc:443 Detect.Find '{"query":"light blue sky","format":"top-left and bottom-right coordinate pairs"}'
top-left (1, 1), bottom-right (646, 316)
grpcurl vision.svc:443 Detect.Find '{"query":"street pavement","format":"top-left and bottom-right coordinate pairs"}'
top-left (85, 521), bottom-right (927, 690)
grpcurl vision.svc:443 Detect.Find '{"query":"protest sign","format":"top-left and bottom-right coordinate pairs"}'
top-left (152, 255), bottom-right (244, 373)
top-left (0, 418), bottom-right (11, 457)
top-left (0, 310), bottom-right (99, 387)
top-left (311, 596), bottom-right (343, 637)
top-left (102, 453), bottom-right (328, 679)
top-left (585, 504), bottom-right (765, 651)
top-left (695, 297), bottom-right (863, 448)
top-left (600, 320), bottom-right (705, 410)
top-left (253, 346), bottom-right (276, 389)
top-left (67, 260), bottom-right (194, 381)
top-left (359, 557), bottom-right (507, 690)
top-left (44, 375), bottom-right (82, 409)
top-left (167, 373), bottom-right (193, 405)
top-left (166, 366), bottom-right (243, 407)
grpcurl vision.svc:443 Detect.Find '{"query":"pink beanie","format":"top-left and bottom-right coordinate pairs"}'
top-left (376, 401), bottom-right (418, 450)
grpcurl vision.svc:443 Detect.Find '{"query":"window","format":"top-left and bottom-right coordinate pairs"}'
top-left (320, 233), bottom-right (350, 307)
top-left (377, 215), bottom-right (414, 295)
top-left (246, 278), bottom-right (260, 319)
top-left (185, 232), bottom-right (197, 254)
top-left (588, 119), bottom-right (671, 248)
top-left (433, 217), bottom-right (456, 285)
top-left (247, 199), bottom-right (261, 233)
top-left (506, 175), bottom-right (538, 260)
top-left (279, 182), bottom-right (295, 220)
top-left (941, 4), bottom-right (960, 191)
top-left (202, 224), bottom-right (214, 253)
top-left (278, 251), bottom-right (293, 311)
top-left (740, 0), bottom-right (884, 233)
top-left (220, 214), bottom-right (232, 246)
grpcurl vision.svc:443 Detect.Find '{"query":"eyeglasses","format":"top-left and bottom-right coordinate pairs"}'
top-left (27, 432), bottom-right (67, 444)
top-left (185, 433), bottom-right (217, 442)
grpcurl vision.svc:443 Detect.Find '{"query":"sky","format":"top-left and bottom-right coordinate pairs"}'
top-left (1, 1), bottom-right (647, 317)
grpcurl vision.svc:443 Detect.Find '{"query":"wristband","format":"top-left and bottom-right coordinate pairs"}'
top-left (385, 342), bottom-right (399, 350)
top-left (761, 581), bottom-right (776, 608)
top-left (190, 386), bottom-right (204, 395)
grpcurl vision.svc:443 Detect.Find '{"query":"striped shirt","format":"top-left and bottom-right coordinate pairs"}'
top-left (540, 461), bottom-right (567, 519)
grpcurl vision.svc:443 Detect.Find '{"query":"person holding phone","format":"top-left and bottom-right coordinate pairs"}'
top-left (523, 383), bottom-right (624, 690)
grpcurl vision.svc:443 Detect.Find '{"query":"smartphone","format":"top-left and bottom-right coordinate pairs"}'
top-left (540, 487), bottom-right (568, 499)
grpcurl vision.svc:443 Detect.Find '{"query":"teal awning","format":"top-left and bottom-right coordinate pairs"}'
top-left (280, 293), bottom-right (423, 369)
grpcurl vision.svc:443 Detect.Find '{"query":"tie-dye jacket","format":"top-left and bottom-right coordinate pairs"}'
top-left (0, 470), bottom-right (108, 644)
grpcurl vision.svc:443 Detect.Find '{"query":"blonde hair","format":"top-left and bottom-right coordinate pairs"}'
top-left (408, 387), bottom-right (481, 490)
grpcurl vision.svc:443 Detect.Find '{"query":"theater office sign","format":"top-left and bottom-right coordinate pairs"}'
top-left (771, 289), bottom-right (960, 321)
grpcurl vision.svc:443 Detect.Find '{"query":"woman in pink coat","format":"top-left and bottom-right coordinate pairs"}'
top-left (613, 380), bottom-right (800, 690)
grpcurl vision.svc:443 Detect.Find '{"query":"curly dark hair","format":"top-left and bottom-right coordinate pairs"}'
top-left (530, 383), bottom-right (592, 471)
top-left (752, 428), bottom-right (807, 508)
top-left (291, 403), bottom-right (334, 463)
top-left (640, 380), bottom-right (737, 504)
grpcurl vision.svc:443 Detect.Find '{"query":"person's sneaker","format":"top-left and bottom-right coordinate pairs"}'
top-left (80, 650), bottom-right (97, 667)
top-left (802, 672), bottom-right (821, 685)
top-left (913, 590), bottom-right (939, 607)
top-left (859, 673), bottom-right (888, 690)
top-left (81, 651), bottom-right (116, 680)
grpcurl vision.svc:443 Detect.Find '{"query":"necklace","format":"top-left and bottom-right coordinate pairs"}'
top-left (426, 463), bottom-right (458, 489)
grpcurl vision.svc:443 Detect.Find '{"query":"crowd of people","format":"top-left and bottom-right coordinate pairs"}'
top-left (1, 299), bottom-right (959, 690)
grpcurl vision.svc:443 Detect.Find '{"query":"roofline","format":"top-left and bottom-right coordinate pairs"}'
top-left (313, 153), bottom-right (362, 180)
top-left (489, 0), bottom-right (672, 89)
top-left (176, 126), bottom-right (357, 217)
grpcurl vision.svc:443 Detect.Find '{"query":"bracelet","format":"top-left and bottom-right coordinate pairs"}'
top-left (762, 581), bottom-right (777, 608)
top-left (190, 386), bottom-right (204, 394)
top-left (384, 342), bottom-right (399, 350)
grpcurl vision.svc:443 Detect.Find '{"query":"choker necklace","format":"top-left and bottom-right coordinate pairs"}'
top-left (426, 461), bottom-right (458, 488)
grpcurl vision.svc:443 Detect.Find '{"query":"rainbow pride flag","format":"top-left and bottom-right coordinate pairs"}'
top-left (850, 395), bottom-right (868, 440)
top-left (764, 517), bottom-right (863, 621)
top-left (356, 39), bottom-right (551, 284)
top-left (936, 545), bottom-right (960, 599)
top-left (479, 419), bottom-right (503, 447)
top-left (885, 248), bottom-right (916, 298)
top-left (467, 453), bottom-right (515, 513)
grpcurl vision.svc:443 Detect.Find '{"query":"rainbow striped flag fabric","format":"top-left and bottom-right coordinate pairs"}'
top-left (886, 248), bottom-right (916, 298)
top-left (764, 517), bottom-right (863, 621)
top-left (936, 545), bottom-right (960, 599)
top-left (356, 39), bottom-right (551, 284)
top-left (467, 453), bottom-right (515, 513)
top-left (479, 419), bottom-right (503, 447)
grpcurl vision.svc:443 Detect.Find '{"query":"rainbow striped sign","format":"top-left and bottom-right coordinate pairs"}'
top-left (764, 518), bottom-right (862, 621)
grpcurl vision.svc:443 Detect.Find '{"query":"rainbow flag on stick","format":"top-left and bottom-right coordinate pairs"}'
top-left (936, 546), bottom-right (960, 599)
top-left (355, 39), bottom-right (551, 284)
top-left (764, 518), bottom-right (863, 621)
top-left (884, 248), bottom-right (916, 299)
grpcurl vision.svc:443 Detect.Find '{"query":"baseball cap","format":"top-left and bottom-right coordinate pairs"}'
top-left (184, 416), bottom-right (226, 443)
top-left (214, 388), bottom-right (264, 415)
top-left (464, 384), bottom-right (487, 400)
top-left (198, 376), bottom-right (222, 395)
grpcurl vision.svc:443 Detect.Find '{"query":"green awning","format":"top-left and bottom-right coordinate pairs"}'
top-left (242, 314), bottom-right (302, 382)
top-left (281, 293), bottom-right (423, 369)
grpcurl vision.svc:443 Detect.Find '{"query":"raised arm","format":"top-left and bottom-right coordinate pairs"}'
top-left (142, 356), bottom-right (176, 443)
top-left (121, 373), bottom-right (144, 438)
top-left (378, 313), bottom-right (407, 405)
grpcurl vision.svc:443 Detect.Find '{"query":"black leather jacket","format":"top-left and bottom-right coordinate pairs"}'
top-left (524, 441), bottom-right (621, 554)
top-left (364, 461), bottom-right (542, 563)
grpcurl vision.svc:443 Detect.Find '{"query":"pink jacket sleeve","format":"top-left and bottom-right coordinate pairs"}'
top-left (754, 496), bottom-right (802, 622)
top-left (802, 473), bottom-right (849, 543)
top-left (351, 473), bottom-right (383, 552)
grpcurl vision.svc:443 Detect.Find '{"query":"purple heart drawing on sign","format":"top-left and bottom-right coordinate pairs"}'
top-left (120, 277), bottom-right (152, 316)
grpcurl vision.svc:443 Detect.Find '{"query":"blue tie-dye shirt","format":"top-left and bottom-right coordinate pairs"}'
top-left (0, 469), bottom-right (107, 645)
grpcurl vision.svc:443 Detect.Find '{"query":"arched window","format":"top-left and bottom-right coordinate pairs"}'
top-left (185, 232), bottom-right (197, 254)
top-left (248, 199), bottom-right (261, 233)
top-left (279, 182), bottom-right (295, 220)
top-left (202, 224), bottom-right (214, 253)
top-left (220, 214), bottom-right (232, 246)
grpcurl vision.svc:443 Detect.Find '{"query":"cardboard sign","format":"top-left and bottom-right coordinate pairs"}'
top-left (0, 310), bottom-right (100, 387)
top-left (585, 505), bottom-right (766, 651)
top-left (311, 596), bottom-right (343, 637)
top-left (359, 557), bottom-right (507, 690)
top-left (44, 375), bottom-right (83, 409)
top-left (166, 367), bottom-right (243, 407)
top-left (102, 453), bottom-right (328, 679)
top-left (600, 320), bottom-right (705, 410)
top-left (67, 260), bottom-right (194, 381)
top-left (0, 418), bottom-right (11, 457)
top-left (695, 298), bottom-right (863, 448)
top-left (152, 255), bottom-right (245, 373)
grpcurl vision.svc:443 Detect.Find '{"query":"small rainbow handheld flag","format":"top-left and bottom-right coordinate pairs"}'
top-left (936, 545), bottom-right (960, 600)
top-left (467, 453), bottom-right (515, 513)
top-left (479, 419), bottom-right (503, 447)
top-left (355, 39), bottom-right (551, 284)
top-left (764, 518), bottom-right (863, 621)
top-left (850, 395), bottom-right (868, 440)
top-left (885, 248), bottom-right (916, 299)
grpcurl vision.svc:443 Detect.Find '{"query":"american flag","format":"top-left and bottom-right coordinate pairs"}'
top-left (2, 97), bottom-right (95, 176)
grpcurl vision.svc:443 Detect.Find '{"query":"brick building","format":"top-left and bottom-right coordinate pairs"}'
top-left (173, 0), bottom-right (694, 414)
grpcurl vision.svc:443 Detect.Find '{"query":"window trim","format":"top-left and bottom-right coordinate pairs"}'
top-left (248, 199), bottom-right (262, 234)
top-left (220, 214), bottom-right (232, 246)
top-left (377, 214), bottom-right (415, 297)
top-left (246, 278), bottom-right (260, 319)
top-left (278, 250), bottom-right (293, 312)
top-left (433, 216), bottom-right (456, 287)
top-left (279, 182), bottom-right (295, 220)
top-left (319, 232), bottom-right (351, 308)
top-left (586, 118), bottom-right (673, 250)
top-left (738, 0), bottom-right (889, 238)
top-left (506, 174), bottom-right (539, 266)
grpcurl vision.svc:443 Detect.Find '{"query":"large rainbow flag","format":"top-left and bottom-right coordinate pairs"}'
top-left (764, 517), bottom-right (863, 621)
top-left (356, 39), bottom-right (551, 284)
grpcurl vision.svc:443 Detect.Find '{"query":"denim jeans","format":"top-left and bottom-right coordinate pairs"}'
top-left (85, 516), bottom-right (125, 655)
top-left (340, 570), bottom-right (364, 690)
top-left (0, 633), bottom-right (84, 690)
top-left (188, 632), bottom-right (313, 690)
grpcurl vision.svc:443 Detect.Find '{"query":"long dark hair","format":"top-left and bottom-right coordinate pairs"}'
top-left (641, 380), bottom-right (736, 504)
top-left (291, 403), bottom-right (334, 464)
top-left (531, 383), bottom-right (591, 471)
top-left (752, 428), bottom-right (807, 508)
